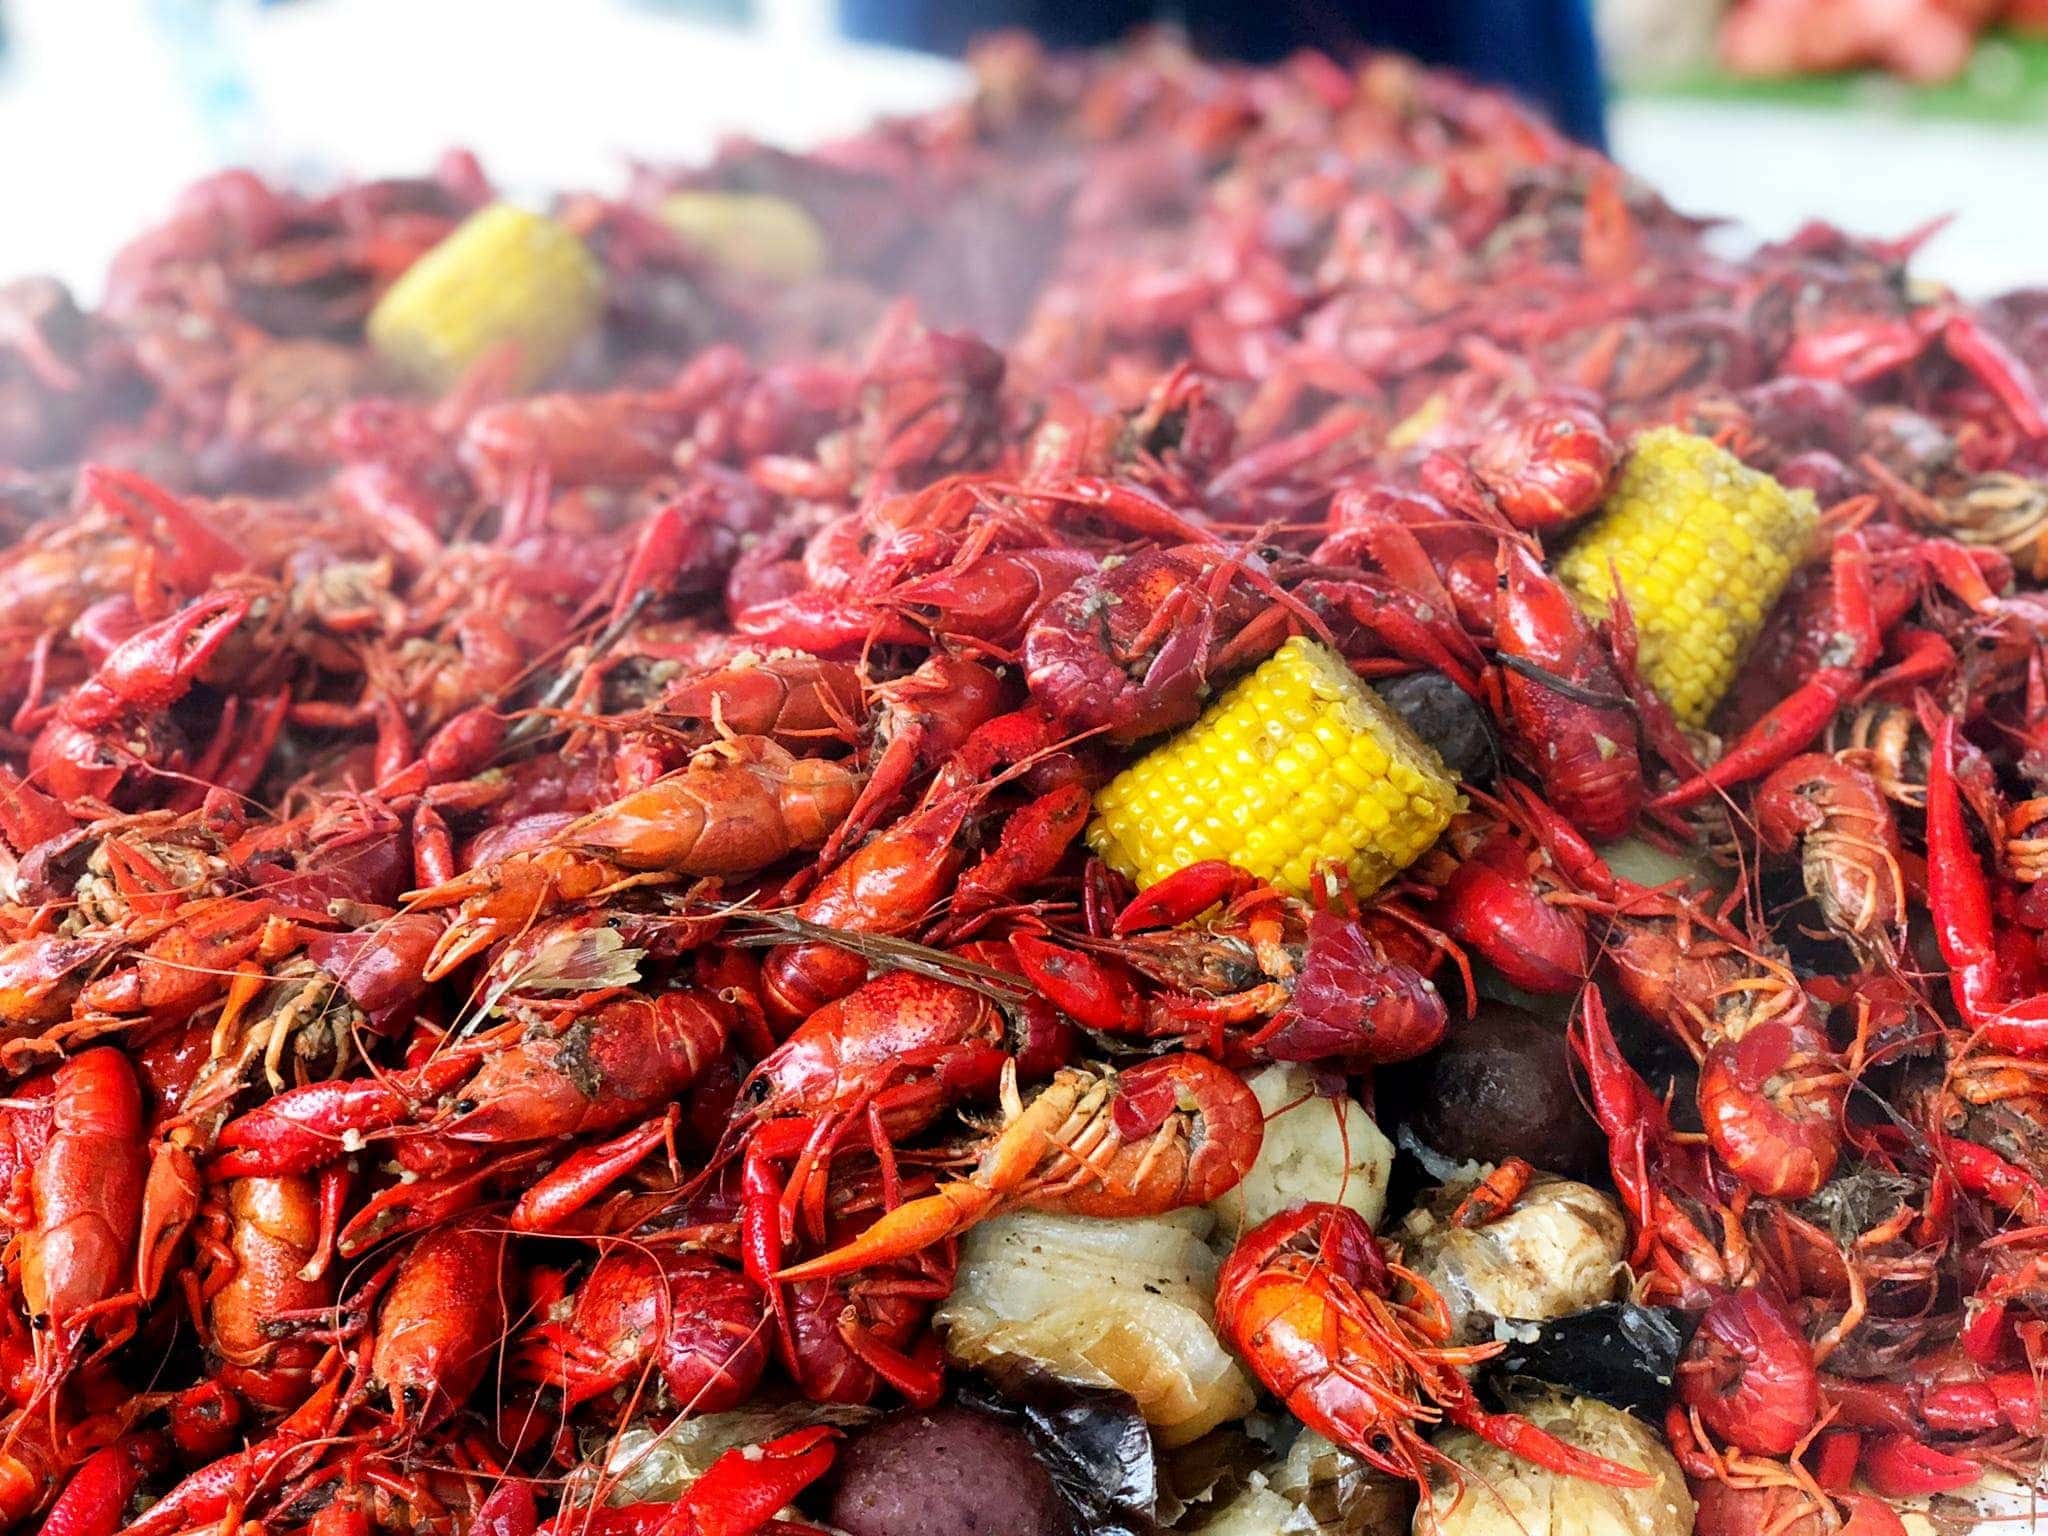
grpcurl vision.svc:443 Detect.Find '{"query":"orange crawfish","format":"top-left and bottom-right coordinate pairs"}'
top-left (775, 1052), bottom-right (1262, 1282)
top-left (213, 987), bottom-right (732, 1252)
top-left (1755, 752), bottom-right (1907, 964)
top-left (406, 733), bottom-right (863, 977)
top-left (1214, 1202), bottom-right (1653, 1495)
top-left (650, 651), bottom-right (864, 756)
top-left (192, 1174), bottom-right (336, 1414)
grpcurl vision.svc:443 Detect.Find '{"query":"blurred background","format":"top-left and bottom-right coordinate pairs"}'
top-left (0, 0), bottom-right (2042, 296)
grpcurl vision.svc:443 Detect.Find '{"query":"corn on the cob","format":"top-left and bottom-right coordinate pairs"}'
top-left (1089, 637), bottom-right (1461, 898)
top-left (1554, 427), bottom-right (1818, 727)
top-left (659, 191), bottom-right (827, 283)
top-left (367, 203), bottom-right (602, 391)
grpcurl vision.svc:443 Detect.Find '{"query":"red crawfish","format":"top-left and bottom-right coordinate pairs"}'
top-left (817, 652), bottom-right (1010, 864)
top-left (868, 531), bottom-right (1096, 653)
top-left (457, 389), bottom-right (691, 499)
top-left (1572, 989), bottom-right (1749, 1309)
top-left (1428, 388), bottom-right (1619, 533)
top-left (0, 1411), bottom-right (155, 1533)
top-left (1214, 1202), bottom-right (1653, 1497)
top-left (513, 1249), bottom-right (768, 1416)
top-left (1013, 859), bottom-right (1451, 1065)
top-left (1651, 530), bottom-right (1885, 814)
top-left (1926, 713), bottom-right (2048, 1055)
top-left (759, 714), bottom-right (1084, 1024)
top-left (775, 1053), bottom-right (1263, 1282)
top-left (368, 1215), bottom-right (509, 1431)
top-left (36, 1433), bottom-right (168, 1536)
top-left (212, 987), bottom-right (732, 1252)
top-left (1492, 541), bottom-right (1648, 841)
top-left (1676, 1287), bottom-right (1823, 1459)
top-left (1782, 301), bottom-right (2048, 443)
top-left (18, 1048), bottom-right (147, 1413)
top-left (732, 954), bottom-right (1074, 1309)
top-left (1516, 785), bottom-right (1850, 1201)
top-left (1022, 542), bottom-right (1297, 746)
top-left (1425, 809), bottom-right (1591, 997)
top-left (405, 733), bottom-right (864, 978)
top-left (533, 1426), bottom-right (840, 1536)
top-left (1677, 1431), bottom-right (1909, 1536)
top-left (1320, 488), bottom-right (1650, 838)
top-left (1754, 752), bottom-right (1907, 964)
top-left (28, 587), bottom-right (252, 805)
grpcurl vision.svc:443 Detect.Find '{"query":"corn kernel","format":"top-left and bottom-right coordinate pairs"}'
top-left (1554, 427), bottom-right (1818, 727)
top-left (368, 203), bottom-right (602, 392)
top-left (1089, 637), bottom-right (1462, 897)
top-left (659, 191), bottom-right (827, 283)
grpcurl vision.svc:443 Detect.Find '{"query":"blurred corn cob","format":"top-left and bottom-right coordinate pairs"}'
top-left (1089, 637), bottom-right (1461, 897)
top-left (1554, 427), bottom-right (1818, 727)
top-left (368, 203), bottom-right (601, 391)
top-left (659, 191), bottom-right (826, 282)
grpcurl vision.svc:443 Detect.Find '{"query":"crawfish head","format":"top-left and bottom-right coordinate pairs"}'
top-left (1466, 392), bottom-right (1617, 532)
top-left (1258, 911), bottom-right (1447, 1064)
top-left (1676, 1287), bottom-right (1821, 1458)
top-left (1698, 1014), bottom-right (1846, 1201)
top-left (1023, 546), bottom-right (1277, 744)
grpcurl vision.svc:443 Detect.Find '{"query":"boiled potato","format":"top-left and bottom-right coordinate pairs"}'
top-left (1211, 1063), bottom-right (1394, 1241)
top-left (1423, 1393), bottom-right (1693, 1536)
top-left (1398, 1176), bottom-right (1627, 1342)
top-left (938, 1208), bottom-right (1255, 1446)
top-left (1391, 1004), bottom-right (1604, 1180)
top-left (827, 1405), bottom-right (1068, 1536)
top-left (1199, 1429), bottom-right (1415, 1534)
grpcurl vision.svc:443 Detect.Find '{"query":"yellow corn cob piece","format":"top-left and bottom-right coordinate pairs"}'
top-left (659, 191), bottom-right (827, 283)
top-left (1554, 427), bottom-right (1818, 728)
top-left (368, 204), bottom-right (601, 391)
top-left (1089, 637), bottom-right (1462, 898)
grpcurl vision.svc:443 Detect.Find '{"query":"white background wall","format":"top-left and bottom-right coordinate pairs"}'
top-left (0, 0), bottom-right (2040, 299)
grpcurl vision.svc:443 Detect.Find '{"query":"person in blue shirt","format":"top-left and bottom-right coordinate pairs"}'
top-left (837, 0), bottom-right (1609, 149)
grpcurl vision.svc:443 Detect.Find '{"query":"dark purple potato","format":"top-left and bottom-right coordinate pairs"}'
top-left (1377, 670), bottom-right (1497, 782)
top-left (827, 1404), bottom-right (1070, 1536)
top-left (1394, 1002), bottom-right (1604, 1180)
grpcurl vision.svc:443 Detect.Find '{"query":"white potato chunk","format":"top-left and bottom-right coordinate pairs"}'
top-left (1200, 1429), bottom-right (1414, 1534)
top-left (1211, 1063), bottom-right (1394, 1242)
top-left (1423, 1393), bottom-right (1693, 1536)
top-left (1199, 1480), bottom-right (1302, 1536)
top-left (1398, 1176), bottom-right (1627, 1340)
top-left (937, 1207), bottom-right (1256, 1445)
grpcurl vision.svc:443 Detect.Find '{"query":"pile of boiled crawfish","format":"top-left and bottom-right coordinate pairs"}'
top-left (2, 30), bottom-right (2048, 1536)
